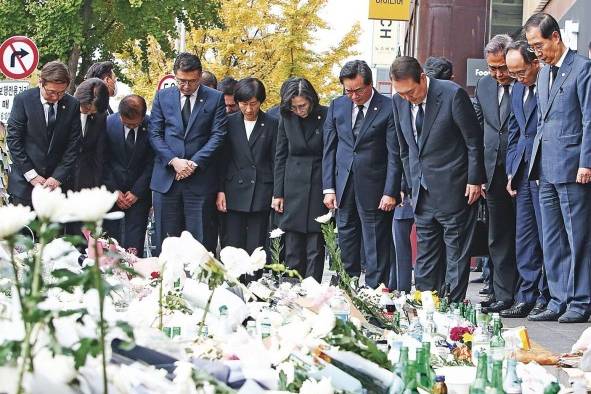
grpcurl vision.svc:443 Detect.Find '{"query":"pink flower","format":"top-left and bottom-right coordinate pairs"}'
top-left (450, 326), bottom-right (474, 342)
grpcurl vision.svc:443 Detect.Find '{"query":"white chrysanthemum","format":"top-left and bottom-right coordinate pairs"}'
top-left (269, 228), bottom-right (285, 239)
top-left (315, 210), bottom-right (333, 224)
top-left (60, 186), bottom-right (122, 223)
top-left (31, 185), bottom-right (67, 222)
top-left (0, 204), bottom-right (36, 239)
top-left (220, 246), bottom-right (266, 278)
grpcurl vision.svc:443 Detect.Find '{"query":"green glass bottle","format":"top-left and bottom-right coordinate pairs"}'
top-left (487, 360), bottom-right (505, 393)
top-left (489, 319), bottom-right (505, 363)
top-left (543, 382), bottom-right (560, 394)
top-left (469, 352), bottom-right (488, 394)
top-left (422, 342), bottom-right (436, 386)
top-left (393, 311), bottom-right (401, 332)
top-left (403, 361), bottom-right (420, 394)
top-left (416, 348), bottom-right (433, 389)
top-left (395, 346), bottom-right (409, 377)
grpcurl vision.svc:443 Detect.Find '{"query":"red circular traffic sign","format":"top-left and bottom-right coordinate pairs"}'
top-left (0, 36), bottom-right (39, 79)
top-left (157, 74), bottom-right (177, 90)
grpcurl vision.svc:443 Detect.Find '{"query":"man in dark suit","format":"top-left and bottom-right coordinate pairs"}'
top-left (525, 13), bottom-right (591, 323)
top-left (85, 61), bottom-right (118, 115)
top-left (473, 35), bottom-right (517, 313)
top-left (69, 78), bottom-right (110, 191)
top-left (103, 95), bottom-right (153, 256)
top-left (7, 61), bottom-right (81, 206)
top-left (323, 60), bottom-right (398, 289)
top-left (501, 40), bottom-right (549, 318)
top-left (149, 52), bottom-right (227, 254)
top-left (391, 56), bottom-right (485, 301)
top-left (217, 77), bottom-right (239, 114)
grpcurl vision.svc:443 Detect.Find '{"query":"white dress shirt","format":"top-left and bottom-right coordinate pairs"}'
top-left (244, 119), bottom-right (257, 141)
top-left (80, 113), bottom-right (88, 137)
top-left (497, 81), bottom-right (514, 105)
top-left (523, 84), bottom-right (537, 104)
top-left (410, 76), bottom-right (430, 143)
top-left (351, 89), bottom-right (374, 128)
top-left (124, 125), bottom-right (138, 143)
top-left (180, 88), bottom-right (198, 112)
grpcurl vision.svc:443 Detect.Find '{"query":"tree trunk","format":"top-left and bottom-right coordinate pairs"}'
top-left (66, 45), bottom-right (81, 94)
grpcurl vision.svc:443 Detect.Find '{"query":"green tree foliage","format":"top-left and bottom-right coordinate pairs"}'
top-left (0, 0), bottom-right (221, 91)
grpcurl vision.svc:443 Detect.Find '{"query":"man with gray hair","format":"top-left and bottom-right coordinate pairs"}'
top-left (473, 34), bottom-right (517, 314)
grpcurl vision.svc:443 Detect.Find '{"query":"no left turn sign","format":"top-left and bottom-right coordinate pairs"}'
top-left (0, 36), bottom-right (39, 80)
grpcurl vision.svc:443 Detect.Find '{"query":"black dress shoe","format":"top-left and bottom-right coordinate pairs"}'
top-left (478, 285), bottom-right (490, 295)
top-left (480, 297), bottom-right (496, 308)
top-left (470, 276), bottom-right (485, 284)
top-left (500, 302), bottom-right (535, 318)
top-left (482, 300), bottom-right (512, 314)
top-left (527, 309), bottom-right (560, 321)
top-left (529, 302), bottom-right (547, 317)
top-left (558, 310), bottom-right (591, 323)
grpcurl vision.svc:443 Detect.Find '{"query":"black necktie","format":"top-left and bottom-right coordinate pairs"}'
top-left (181, 95), bottom-right (192, 129)
top-left (47, 103), bottom-right (56, 140)
top-left (125, 128), bottom-right (136, 157)
top-left (415, 103), bottom-right (424, 141)
top-left (550, 65), bottom-right (559, 87)
top-left (352, 104), bottom-right (365, 140)
top-left (499, 85), bottom-right (510, 125)
top-left (524, 84), bottom-right (536, 117)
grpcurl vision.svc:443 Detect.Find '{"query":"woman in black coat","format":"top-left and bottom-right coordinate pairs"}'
top-left (272, 78), bottom-right (328, 282)
top-left (216, 78), bottom-right (277, 256)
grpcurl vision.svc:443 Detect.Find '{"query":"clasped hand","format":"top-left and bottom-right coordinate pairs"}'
top-left (172, 158), bottom-right (196, 180)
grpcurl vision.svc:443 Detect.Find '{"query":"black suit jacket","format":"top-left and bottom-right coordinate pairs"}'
top-left (274, 106), bottom-right (328, 233)
top-left (322, 90), bottom-right (399, 208)
top-left (392, 78), bottom-right (485, 214)
top-left (220, 111), bottom-right (277, 212)
top-left (103, 114), bottom-right (154, 200)
top-left (473, 76), bottom-right (511, 188)
top-left (68, 111), bottom-right (106, 191)
top-left (7, 87), bottom-right (81, 200)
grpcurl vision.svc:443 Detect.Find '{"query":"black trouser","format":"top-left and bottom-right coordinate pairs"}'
top-left (284, 231), bottom-right (325, 283)
top-left (336, 181), bottom-right (392, 288)
top-left (414, 188), bottom-right (477, 302)
top-left (153, 181), bottom-right (216, 256)
top-left (222, 210), bottom-right (270, 254)
top-left (103, 199), bottom-right (151, 257)
top-left (486, 166), bottom-right (517, 303)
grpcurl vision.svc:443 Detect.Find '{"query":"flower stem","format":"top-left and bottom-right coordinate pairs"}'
top-left (158, 272), bottom-right (163, 330)
top-left (197, 290), bottom-right (214, 337)
top-left (90, 227), bottom-right (108, 394)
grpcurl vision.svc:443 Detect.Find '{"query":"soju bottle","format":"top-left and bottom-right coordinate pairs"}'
top-left (416, 348), bottom-right (434, 389)
top-left (490, 319), bottom-right (505, 363)
top-left (469, 352), bottom-right (488, 394)
top-left (503, 359), bottom-right (522, 394)
top-left (393, 311), bottom-right (401, 332)
top-left (403, 361), bottom-right (420, 394)
top-left (395, 346), bottom-right (409, 377)
top-left (422, 342), bottom-right (436, 385)
top-left (487, 360), bottom-right (505, 394)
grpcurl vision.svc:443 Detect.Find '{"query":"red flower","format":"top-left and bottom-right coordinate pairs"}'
top-left (450, 326), bottom-right (474, 342)
top-left (150, 271), bottom-right (160, 280)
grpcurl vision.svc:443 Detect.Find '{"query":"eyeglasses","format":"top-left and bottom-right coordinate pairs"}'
top-left (488, 64), bottom-right (509, 73)
top-left (529, 42), bottom-right (545, 53)
top-left (42, 85), bottom-right (67, 98)
top-left (175, 78), bottom-right (199, 86)
top-left (344, 85), bottom-right (369, 96)
top-left (508, 68), bottom-right (529, 79)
